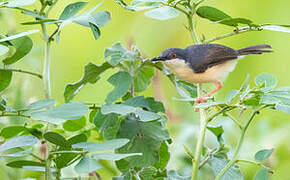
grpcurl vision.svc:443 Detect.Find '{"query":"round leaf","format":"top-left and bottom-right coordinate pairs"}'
top-left (0, 70), bottom-right (12, 92)
top-left (75, 156), bottom-right (102, 174)
top-left (254, 168), bottom-right (268, 180)
top-left (44, 132), bottom-right (71, 147)
top-left (144, 6), bottom-right (179, 20)
top-left (3, 36), bottom-right (33, 65)
top-left (0, 44), bottom-right (9, 56)
top-left (255, 148), bottom-right (274, 162)
top-left (27, 99), bottom-right (56, 110)
top-left (0, 135), bottom-right (38, 152)
top-left (0, 126), bottom-right (27, 139)
top-left (63, 116), bottom-right (86, 132)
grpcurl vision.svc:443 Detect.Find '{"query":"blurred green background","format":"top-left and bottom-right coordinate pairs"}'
top-left (0, 0), bottom-right (290, 179)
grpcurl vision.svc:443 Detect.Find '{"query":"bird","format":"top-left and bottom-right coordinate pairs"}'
top-left (152, 43), bottom-right (273, 107)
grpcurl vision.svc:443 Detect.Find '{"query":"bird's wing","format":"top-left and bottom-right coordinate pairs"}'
top-left (185, 44), bottom-right (239, 73)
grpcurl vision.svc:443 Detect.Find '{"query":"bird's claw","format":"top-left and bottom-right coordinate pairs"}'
top-left (194, 96), bottom-right (208, 112)
top-left (195, 96), bottom-right (208, 104)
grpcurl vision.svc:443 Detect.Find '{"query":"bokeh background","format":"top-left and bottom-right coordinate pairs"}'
top-left (0, 0), bottom-right (290, 179)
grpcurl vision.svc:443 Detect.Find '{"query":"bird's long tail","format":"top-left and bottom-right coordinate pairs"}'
top-left (237, 44), bottom-right (273, 55)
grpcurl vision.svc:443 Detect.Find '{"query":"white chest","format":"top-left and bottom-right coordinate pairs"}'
top-left (164, 59), bottom-right (238, 83)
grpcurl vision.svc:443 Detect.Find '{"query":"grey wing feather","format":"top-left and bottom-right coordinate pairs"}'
top-left (184, 44), bottom-right (239, 73)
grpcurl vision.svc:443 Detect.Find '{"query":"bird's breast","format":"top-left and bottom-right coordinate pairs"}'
top-left (164, 59), bottom-right (238, 83)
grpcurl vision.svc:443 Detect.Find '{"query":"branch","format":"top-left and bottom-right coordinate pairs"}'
top-left (0, 68), bottom-right (43, 79)
top-left (203, 27), bottom-right (260, 44)
top-left (215, 105), bottom-right (268, 180)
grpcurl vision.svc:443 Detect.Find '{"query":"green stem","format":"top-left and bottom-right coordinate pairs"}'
top-left (204, 27), bottom-right (259, 43)
top-left (187, 13), bottom-right (199, 44)
top-left (0, 68), bottom-right (42, 79)
top-left (215, 106), bottom-right (266, 180)
top-left (191, 84), bottom-right (208, 180)
top-left (0, 113), bottom-right (30, 118)
top-left (41, 23), bottom-right (52, 99)
top-left (45, 156), bottom-right (51, 180)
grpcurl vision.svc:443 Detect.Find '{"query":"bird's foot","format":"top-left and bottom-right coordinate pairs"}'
top-left (194, 96), bottom-right (208, 112)
top-left (195, 96), bottom-right (208, 104)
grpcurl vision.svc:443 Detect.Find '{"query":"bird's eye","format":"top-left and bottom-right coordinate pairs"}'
top-left (171, 53), bottom-right (177, 59)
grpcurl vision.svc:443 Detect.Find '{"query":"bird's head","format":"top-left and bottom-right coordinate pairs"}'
top-left (152, 48), bottom-right (185, 62)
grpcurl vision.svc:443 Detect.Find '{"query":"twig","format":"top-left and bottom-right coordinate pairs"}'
top-left (203, 27), bottom-right (260, 43)
top-left (0, 68), bottom-right (43, 79)
top-left (215, 105), bottom-right (268, 180)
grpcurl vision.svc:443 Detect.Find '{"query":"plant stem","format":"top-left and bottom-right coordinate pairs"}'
top-left (42, 31), bottom-right (52, 99)
top-left (0, 68), bottom-right (42, 79)
top-left (45, 156), bottom-right (51, 180)
top-left (191, 84), bottom-right (208, 180)
top-left (203, 27), bottom-right (259, 43)
top-left (215, 106), bottom-right (266, 180)
top-left (187, 13), bottom-right (199, 44)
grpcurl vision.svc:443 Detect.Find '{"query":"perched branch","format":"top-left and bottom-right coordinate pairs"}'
top-left (204, 27), bottom-right (261, 43)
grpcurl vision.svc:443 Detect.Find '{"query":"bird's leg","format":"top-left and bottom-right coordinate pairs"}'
top-left (204, 81), bottom-right (223, 98)
top-left (194, 81), bottom-right (223, 109)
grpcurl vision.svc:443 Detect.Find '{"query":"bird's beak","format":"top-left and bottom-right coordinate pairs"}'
top-left (151, 56), bottom-right (167, 61)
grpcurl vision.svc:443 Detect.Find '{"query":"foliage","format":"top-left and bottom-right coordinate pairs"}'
top-left (0, 0), bottom-right (289, 179)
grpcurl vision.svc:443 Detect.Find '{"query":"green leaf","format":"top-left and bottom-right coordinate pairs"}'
top-left (91, 11), bottom-right (111, 27)
top-left (210, 156), bottom-right (243, 180)
top-left (255, 148), bottom-right (274, 162)
top-left (92, 153), bottom-right (142, 160)
top-left (63, 116), bottom-right (86, 132)
top-left (64, 62), bottom-right (111, 102)
top-left (89, 22), bottom-right (101, 40)
top-left (254, 168), bottom-right (268, 180)
top-left (0, 148), bottom-right (31, 157)
top-left (23, 166), bottom-right (53, 172)
top-left (194, 101), bottom-right (227, 108)
top-left (44, 132), bottom-right (71, 148)
top-left (116, 115), bottom-right (170, 168)
top-left (255, 73), bottom-right (276, 89)
top-left (104, 43), bottom-right (139, 66)
top-left (6, 160), bottom-right (44, 168)
top-left (55, 133), bottom-right (87, 169)
top-left (139, 167), bottom-right (157, 180)
top-left (0, 126), bottom-right (27, 139)
top-left (144, 6), bottom-right (179, 20)
top-left (207, 125), bottom-right (224, 144)
top-left (75, 156), bottom-right (102, 174)
top-left (275, 104), bottom-right (290, 114)
top-left (0, 70), bottom-right (12, 92)
top-left (166, 170), bottom-right (190, 180)
top-left (154, 141), bottom-right (170, 169)
top-left (2, 36), bottom-right (33, 65)
top-left (0, 30), bottom-right (38, 42)
top-left (59, 2), bottom-right (88, 20)
top-left (114, 0), bottom-right (162, 11)
top-left (27, 99), bottom-right (56, 110)
top-left (101, 104), bottom-right (161, 122)
top-left (134, 66), bottom-right (154, 92)
top-left (105, 71), bottom-right (132, 103)
top-left (123, 96), bottom-right (150, 109)
top-left (146, 97), bottom-right (165, 113)
top-left (93, 111), bottom-right (118, 132)
top-left (4, 0), bottom-right (36, 7)
top-left (72, 139), bottom-right (130, 152)
top-left (0, 44), bottom-right (9, 56)
top-left (261, 24), bottom-right (290, 33)
top-left (215, 17), bottom-right (253, 27)
top-left (197, 6), bottom-right (231, 23)
top-left (30, 102), bottom-right (89, 125)
top-left (226, 90), bottom-right (239, 102)
top-left (0, 135), bottom-right (38, 152)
